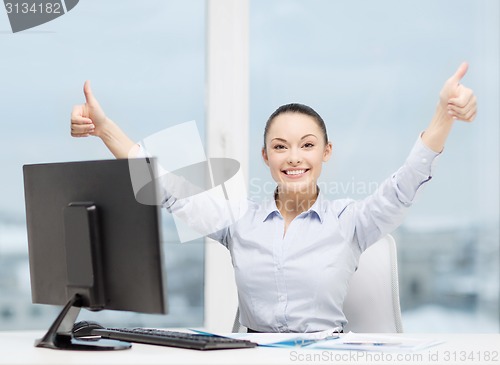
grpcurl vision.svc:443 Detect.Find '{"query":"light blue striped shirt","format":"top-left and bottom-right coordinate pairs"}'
top-left (157, 135), bottom-right (439, 333)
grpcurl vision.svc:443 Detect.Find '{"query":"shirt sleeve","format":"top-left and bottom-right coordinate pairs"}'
top-left (135, 144), bottom-right (246, 246)
top-left (136, 142), bottom-right (206, 208)
top-left (339, 134), bottom-right (441, 252)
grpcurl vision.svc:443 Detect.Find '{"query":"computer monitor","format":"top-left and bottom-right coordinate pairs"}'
top-left (23, 158), bottom-right (166, 350)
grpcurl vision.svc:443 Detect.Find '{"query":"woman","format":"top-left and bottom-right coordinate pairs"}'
top-left (70, 63), bottom-right (476, 333)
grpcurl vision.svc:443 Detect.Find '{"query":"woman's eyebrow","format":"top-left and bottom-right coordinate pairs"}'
top-left (271, 137), bottom-right (287, 143)
top-left (271, 134), bottom-right (318, 143)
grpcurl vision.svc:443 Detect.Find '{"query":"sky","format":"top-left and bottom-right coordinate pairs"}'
top-left (0, 0), bottom-right (498, 231)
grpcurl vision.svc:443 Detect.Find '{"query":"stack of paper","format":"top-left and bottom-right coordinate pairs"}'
top-left (306, 332), bottom-right (443, 351)
top-left (190, 329), bottom-right (442, 351)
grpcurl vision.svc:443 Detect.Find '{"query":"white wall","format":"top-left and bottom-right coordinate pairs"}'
top-left (204, 0), bottom-right (249, 332)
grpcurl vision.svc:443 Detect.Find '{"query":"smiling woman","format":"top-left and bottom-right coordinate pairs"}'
top-left (249, 0), bottom-right (498, 333)
top-left (69, 60), bottom-right (477, 332)
top-left (261, 105), bottom-right (333, 233)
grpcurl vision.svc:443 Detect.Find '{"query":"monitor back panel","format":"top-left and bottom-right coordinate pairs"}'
top-left (23, 159), bottom-right (166, 314)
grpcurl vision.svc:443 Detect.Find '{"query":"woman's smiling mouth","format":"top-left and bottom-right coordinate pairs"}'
top-left (282, 168), bottom-right (310, 178)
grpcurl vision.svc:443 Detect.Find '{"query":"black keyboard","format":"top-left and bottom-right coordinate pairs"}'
top-left (93, 327), bottom-right (258, 350)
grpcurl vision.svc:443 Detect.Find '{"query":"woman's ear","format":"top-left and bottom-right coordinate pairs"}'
top-left (323, 142), bottom-right (333, 162)
top-left (262, 147), bottom-right (270, 166)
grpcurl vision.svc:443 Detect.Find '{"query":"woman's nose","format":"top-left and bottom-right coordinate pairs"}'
top-left (288, 149), bottom-right (302, 165)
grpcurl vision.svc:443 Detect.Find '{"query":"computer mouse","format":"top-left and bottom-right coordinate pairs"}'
top-left (72, 320), bottom-right (105, 338)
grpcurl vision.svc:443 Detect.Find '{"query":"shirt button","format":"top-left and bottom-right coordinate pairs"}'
top-left (279, 295), bottom-right (285, 302)
top-left (421, 158), bottom-right (428, 164)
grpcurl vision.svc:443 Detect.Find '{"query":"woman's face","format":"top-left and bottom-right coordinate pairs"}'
top-left (262, 112), bottom-right (332, 195)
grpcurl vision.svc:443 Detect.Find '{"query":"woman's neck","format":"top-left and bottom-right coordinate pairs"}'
top-left (275, 186), bottom-right (319, 220)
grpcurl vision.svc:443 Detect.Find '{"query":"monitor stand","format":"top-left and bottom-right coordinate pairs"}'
top-left (35, 294), bottom-right (131, 351)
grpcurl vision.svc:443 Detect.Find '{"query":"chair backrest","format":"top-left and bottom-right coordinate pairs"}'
top-left (232, 308), bottom-right (245, 333)
top-left (232, 234), bottom-right (403, 333)
top-left (343, 234), bottom-right (403, 333)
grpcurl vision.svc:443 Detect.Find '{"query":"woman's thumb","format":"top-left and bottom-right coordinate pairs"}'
top-left (450, 62), bottom-right (468, 83)
top-left (83, 80), bottom-right (97, 105)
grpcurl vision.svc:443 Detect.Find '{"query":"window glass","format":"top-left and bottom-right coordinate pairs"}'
top-left (0, 0), bottom-right (206, 329)
top-left (250, 0), bottom-right (499, 332)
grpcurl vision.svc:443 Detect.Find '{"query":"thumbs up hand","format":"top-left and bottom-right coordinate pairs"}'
top-left (69, 81), bottom-right (137, 158)
top-left (439, 62), bottom-right (477, 122)
top-left (71, 80), bottom-right (108, 137)
top-left (422, 62), bottom-right (478, 152)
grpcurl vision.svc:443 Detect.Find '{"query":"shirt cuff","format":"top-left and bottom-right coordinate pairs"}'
top-left (405, 132), bottom-right (441, 177)
top-left (135, 143), bottom-right (149, 158)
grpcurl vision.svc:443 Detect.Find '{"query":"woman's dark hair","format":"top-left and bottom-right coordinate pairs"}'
top-left (263, 103), bottom-right (329, 149)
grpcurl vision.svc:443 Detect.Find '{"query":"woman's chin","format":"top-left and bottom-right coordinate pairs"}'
top-left (278, 180), bottom-right (316, 195)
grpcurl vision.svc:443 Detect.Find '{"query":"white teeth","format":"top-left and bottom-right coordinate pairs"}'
top-left (285, 169), bottom-right (306, 175)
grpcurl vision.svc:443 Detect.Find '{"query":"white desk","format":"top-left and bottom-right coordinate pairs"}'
top-left (0, 331), bottom-right (498, 365)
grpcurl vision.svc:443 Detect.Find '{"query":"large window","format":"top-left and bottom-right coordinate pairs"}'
top-left (249, 0), bottom-right (499, 332)
top-left (1, 0), bottom-right (498, 334)
top-left (0, 0), bottom-right (206, 329)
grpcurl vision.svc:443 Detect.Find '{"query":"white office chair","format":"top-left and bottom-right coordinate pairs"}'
top-left (342, 234), bottom-right (403, 333)
top-left (232, 234), bottom-right (403, 333)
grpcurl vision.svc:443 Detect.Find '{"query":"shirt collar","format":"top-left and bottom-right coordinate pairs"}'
top-left (259, 188), bottom-right (325, 223)
top-left (260, 194), bottom-right (279, 222)
top-left (308, 191), bottom-right (325, 223)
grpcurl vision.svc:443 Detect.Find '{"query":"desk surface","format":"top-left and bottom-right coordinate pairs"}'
top-left (0, 331), bottom-right (498, 365)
